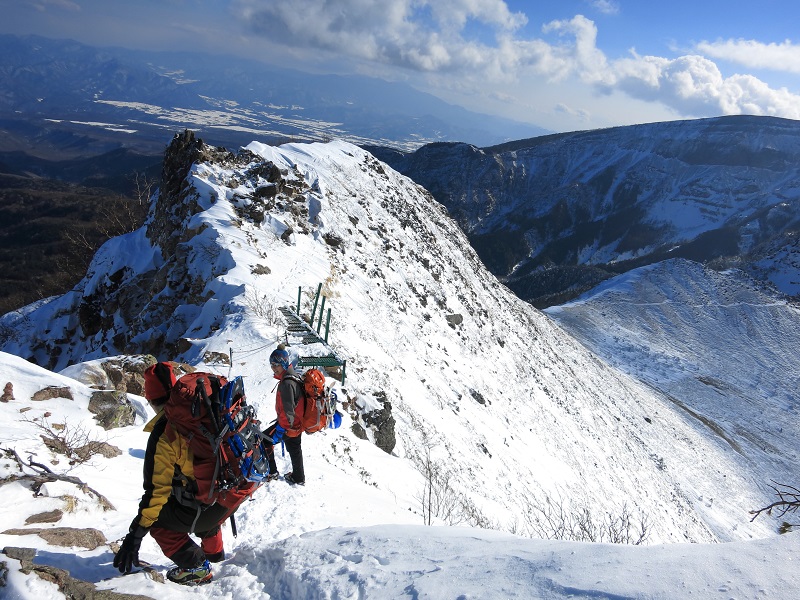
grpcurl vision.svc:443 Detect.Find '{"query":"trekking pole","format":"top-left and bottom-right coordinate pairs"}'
top-left (197, 378), bottom-right (221, 434)
top-left (230, 515), bottom-right (238, 538)
top-left (196, 378), bottom-right (225, 502)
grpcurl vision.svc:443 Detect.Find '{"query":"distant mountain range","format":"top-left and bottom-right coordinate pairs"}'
top-left (0, 34), bottom-right (548, 159)
top-left (375, 115), bottom-right (800, 306)
top-left (0, 31), bottom-right (540, 312)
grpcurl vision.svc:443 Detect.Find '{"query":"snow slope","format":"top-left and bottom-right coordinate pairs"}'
top-left (1, 352), bottom-right (798, 599)
top-left (1, 139), bottom-right (796, 598)
top-left (545, 258), bottom-right (799, 489)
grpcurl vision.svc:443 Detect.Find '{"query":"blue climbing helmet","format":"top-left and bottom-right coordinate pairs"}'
top-left (269, 347), bottom-right (290, 370)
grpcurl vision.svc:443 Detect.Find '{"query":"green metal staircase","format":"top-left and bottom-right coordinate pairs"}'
top-left (280, 284), bottom-right (347, 384)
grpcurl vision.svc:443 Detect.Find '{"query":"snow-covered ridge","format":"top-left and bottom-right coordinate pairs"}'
top-left (1, 136), bottom-right (777, 543)
top-left (1, 135), bottom-right (797, 598)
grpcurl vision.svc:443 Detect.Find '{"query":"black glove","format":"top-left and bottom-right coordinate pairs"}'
top-left (113, 524), bottom-right (148, 574)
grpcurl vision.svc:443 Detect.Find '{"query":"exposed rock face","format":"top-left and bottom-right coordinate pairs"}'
top-left (2, 546), bottom-right (154, 600)
top-left (25, 510), bottom-right (63, 525)
top-left (150, 129), bottom-right (204, 253)
top-left (149, 129), bottom-right (236, 256)
top-left (68, 355), bottom-right (157, 394)
top-left (202, 351), bottom-right (230, 366)
top-left (97, 355), bottom-right (153, 396)
top-left (0, 130), bottom-right (313, 370)
top-left (445, 313), bottom-right (463, 328)
top-left (66, 355), bottom-right (193, 428)
top-left (2, 527), bottom-right (106, 550)
top-left (360, 391), bottom-right (396, 455)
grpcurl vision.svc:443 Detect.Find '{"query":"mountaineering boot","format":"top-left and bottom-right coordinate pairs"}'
top-left (167, 559), bottom-right (212, 585)
top-left (284, 472), bottom-right (305, 486)
top-left (265, 471), bottom-right (280, 482)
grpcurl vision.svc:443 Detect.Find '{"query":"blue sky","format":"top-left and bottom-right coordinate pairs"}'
top-left (4, 0), bottom-right (800, 133)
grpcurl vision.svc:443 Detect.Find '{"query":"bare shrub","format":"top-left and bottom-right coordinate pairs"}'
top-left (322, 264), bottom-right (340, 298)
top-left (195, 240), bottom-right (222, 263)
top-left (26, 417), bottom-right (111, 467)
top-left (62, 495), bottom-right (78, 513)
top-left (101, 172), bottom-right (153, 238)
top-left (412, 441), bottom-right (461, 526)
top-left (0, 310), bottom-right (33, 346)
top-left (1, 447), bottom-right (114, 510)
top-left (410, 437), bottom-right (493, 528)
top-left (63, 171), bottom-right (153, 254)
top-left (244, 288), bottom-right (282, 326)
top-left (519, 492), bottom-right (651, 545)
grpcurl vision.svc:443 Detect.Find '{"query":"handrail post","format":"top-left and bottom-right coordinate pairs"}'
top-left (317, 296), bottom-right (326, 333)
top-left (324, 308), bottom-right (332, 343)
top-left (297, 286), bottom-right (302, 314)
top-left (309, 282), bottom-right (322, 325)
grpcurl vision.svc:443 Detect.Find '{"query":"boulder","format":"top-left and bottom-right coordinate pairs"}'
top-left (31, 386), bottom-right (73, 402)
top-left (88, 390), bottom-right (137, 430)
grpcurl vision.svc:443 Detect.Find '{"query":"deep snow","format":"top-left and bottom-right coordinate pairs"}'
top-left (2, 351), bottom-right (798, 599)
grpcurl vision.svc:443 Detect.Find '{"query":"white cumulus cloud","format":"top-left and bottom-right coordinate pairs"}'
top-left (235, 0), bottom-right (527, 73)
top-left (696, 38), bottom-right (800, 74)
top-left (604, 52), bottom-right (800, 119)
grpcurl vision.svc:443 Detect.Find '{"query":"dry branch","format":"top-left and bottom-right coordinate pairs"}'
top-left (1, 447), bottom-right (115, 510)
top-left (750, 480), bottom-right (800, 522)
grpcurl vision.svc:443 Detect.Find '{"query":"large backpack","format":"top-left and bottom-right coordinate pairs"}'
top-left (164, 372), bottom-right (269, 508)
top-left (287, 368), bottom-right (336, 434)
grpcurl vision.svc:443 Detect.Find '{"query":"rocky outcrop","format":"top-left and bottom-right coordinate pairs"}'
top-left (87, 391), bottom-right (137, 430)
top-left (25, 510), bottom-right (64, 525)
top-left (68, 355), bottom-right (194, 428)
top-left (72, 354), bottom-right (160, 396)
top-left (0, 129), bottom-right (320, 369)
top-left (353, 391), bottom-right (396, 455)
top-left (2, 546), bottom-right (155, 600)
top-left (2, 527), bottom-right (106, 550)
top-left (31, 386), bottom-right (73, 402)
top-left (149, 129), bottom-right (222, 255)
